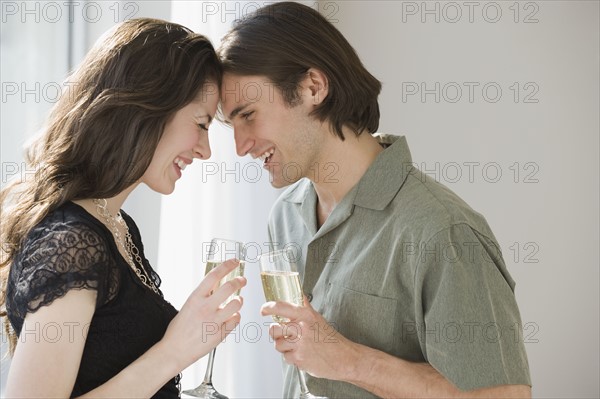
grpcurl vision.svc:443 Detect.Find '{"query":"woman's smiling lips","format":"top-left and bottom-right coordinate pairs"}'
top-left (173, 156), bottom-right (192, 178)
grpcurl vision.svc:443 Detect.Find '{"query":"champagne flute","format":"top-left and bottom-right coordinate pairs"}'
top-left (183, 238), bottom-right (245, 399)
top-left (259, 249), bottom-right (327, 399)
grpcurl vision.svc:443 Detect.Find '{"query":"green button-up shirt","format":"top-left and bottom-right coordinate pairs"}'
top-left (268, 134), bottom-right (531, 398)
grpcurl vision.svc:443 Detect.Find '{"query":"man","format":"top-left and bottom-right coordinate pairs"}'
top-left (218, 2), bottom-right (531, 398)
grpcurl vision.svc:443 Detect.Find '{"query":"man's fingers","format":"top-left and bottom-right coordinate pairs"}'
top-left (261, 300), bottom-right (302, 320)
top-left (275, 336), bottom-right (297, 353)
top-left (270, 322), bottom-right (303, 340)
top-left (269, 322), bottom-right (285, 339)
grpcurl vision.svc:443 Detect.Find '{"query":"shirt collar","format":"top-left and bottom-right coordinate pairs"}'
top-left (282, 178), bottom-right (311, 204)
top-left (281, 134), bottom-right (412, 218)
top-left (353, 134), bottom-right (412, 210)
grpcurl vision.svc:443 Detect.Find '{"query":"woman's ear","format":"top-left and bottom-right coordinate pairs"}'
top-left (303, 68), bottom-right (329, 106)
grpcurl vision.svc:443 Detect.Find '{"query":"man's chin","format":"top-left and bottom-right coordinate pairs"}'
top-left (269, 180), bottom-right (290, 189)
top-left (269, 175), bottom-right (299, 189)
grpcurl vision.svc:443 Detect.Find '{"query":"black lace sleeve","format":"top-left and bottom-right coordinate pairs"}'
top-left (7, 215), bottom-right (119, 334)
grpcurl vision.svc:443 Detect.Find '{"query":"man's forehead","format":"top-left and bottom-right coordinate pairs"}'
top-left (223, 73), bottom-right (254, 93)
top-left (221, 74), bottom-right (277, 106)
top-left (222, 72), bottom-right (265, 84)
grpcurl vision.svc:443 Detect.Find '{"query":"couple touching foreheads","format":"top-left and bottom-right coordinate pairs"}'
top-left (0, 2), bottom-right (531, 398)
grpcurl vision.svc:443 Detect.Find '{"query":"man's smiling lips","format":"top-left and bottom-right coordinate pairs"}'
top-left (256, 148), bottom-right (275, 164)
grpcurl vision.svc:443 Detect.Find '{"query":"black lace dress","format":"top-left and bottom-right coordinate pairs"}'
top-left (6, 201), bottom-right (180, 398)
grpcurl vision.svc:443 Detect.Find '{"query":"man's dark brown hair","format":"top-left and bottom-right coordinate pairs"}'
top-left (218, 1), bottom-right (382, 140)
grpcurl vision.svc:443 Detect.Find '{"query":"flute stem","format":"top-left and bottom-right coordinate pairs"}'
top-left (203, 348), bottom-right (217, 384)
top-left (297, 366), bottom-right (310, 394)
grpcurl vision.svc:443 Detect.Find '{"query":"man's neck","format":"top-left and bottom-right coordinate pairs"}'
top-left (312, 129), bottom-right (384, 228)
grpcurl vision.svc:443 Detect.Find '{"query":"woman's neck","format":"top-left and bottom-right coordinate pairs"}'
top-left (73, 184), bottom-right (138, 219)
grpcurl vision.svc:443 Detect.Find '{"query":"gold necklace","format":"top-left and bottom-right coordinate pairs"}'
top-left (93, 199), bottom-right (159, 295)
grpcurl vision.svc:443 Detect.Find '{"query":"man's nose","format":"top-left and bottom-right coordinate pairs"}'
top-left (234, 126), bottom-right (253, 157)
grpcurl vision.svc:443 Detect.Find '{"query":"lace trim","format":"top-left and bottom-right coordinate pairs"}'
top-left (8, 219), bottom-right (119, 333)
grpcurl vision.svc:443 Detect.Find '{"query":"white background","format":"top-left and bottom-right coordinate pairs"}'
top-left (1, 1), bottom-right (598, 398)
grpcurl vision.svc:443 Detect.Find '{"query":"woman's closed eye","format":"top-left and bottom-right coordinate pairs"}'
top-left (198, 123), bottom-right (209, 131)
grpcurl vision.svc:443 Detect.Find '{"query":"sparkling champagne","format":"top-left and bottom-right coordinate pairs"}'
top-left (260, 270), bottom-right (303, 323)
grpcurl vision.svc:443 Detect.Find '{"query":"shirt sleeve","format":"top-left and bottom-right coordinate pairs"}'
top-left (414, 223), bottom-right (531, 391)
top-left (8, 219), bottom-right (115, 333)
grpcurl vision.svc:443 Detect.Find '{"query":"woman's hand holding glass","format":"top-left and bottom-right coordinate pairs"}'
top-left (161, 258), bottom-right (246, 372)
top-left (182, 238), bottom-right (246, 399)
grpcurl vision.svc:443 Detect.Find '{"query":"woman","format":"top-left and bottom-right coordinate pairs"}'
top-left (0, 18), bottom-right (246, 398)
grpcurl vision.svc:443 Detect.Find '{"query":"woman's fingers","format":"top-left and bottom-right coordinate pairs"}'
top-left (221, 312), bottom-right (242, 338)
top-left (210, 276), bottom-right (247, 308)
top-left (216, 286), bottom-right (244, 313)
top-left (196, 258), bottom-right (242, 296)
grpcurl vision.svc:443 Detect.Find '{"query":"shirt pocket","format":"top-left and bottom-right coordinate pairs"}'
top-left (325, 282), bottom-right (398, 353)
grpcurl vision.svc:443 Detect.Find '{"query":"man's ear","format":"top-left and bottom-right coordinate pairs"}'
top-left (302, 68), bottom-right (329, 106)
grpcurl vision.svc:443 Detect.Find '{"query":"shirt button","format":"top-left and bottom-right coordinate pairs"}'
top-left (306, 293), bottom-right (313, 303)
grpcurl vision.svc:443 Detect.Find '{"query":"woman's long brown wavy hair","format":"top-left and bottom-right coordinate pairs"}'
top-left (0, 18), bottom-right (222, 354)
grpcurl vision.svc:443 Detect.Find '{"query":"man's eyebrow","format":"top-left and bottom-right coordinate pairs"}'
top-left (228, 103), bottom-right (251, 121)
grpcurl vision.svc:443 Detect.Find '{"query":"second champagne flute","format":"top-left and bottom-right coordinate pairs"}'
top-left (183, 238), bottom-right (245, 399)
top-left (259, 249), bottom-right (327, 399)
